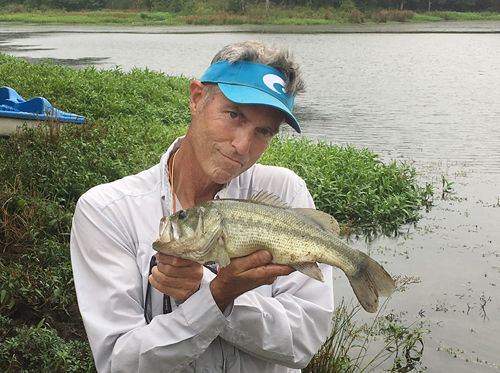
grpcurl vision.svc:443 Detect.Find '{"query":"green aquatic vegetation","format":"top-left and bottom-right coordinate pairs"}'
top-left (260, 137), bottom-right (433, 235)
top-left (441, 175), bottom-right (455, 199)
top-left (1, 53), bottom-right (433, 372)
top-left (304, 276), bottom-right (427, 373)
top-left (0, 54), bottom-right (192, 122)
top-left (437, 341), bottom-right (500, 370)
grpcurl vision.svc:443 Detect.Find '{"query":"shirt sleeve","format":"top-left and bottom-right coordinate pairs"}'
top-left (70, 194), bottom-right (228, 373)
top-left (220, 168), bottom-right (335, 368)
top-left (220, 266), bottom-right (334, 369)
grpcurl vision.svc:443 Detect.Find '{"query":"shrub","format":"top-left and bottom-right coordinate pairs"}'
top-left (339, 0), bottom-right (357, 13)
top-left (0, 3), bottom-right (25, 13)
top-left (260, 137), bottom-right (433, 235)
top-left (349, 9), bottom-right (364, 23)
top-left (0, 318), bottom-right (96, 373)
top-left (388, 10), bottom-right (415, 22)
top-left (379, 10), bottom-right (389, 22)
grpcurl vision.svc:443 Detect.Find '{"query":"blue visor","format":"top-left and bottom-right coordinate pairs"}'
top-left (200, 61), bottom-right (300, 133)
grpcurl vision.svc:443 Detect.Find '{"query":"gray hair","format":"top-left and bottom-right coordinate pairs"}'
top-left (200, 41), bottom-right (305, 112)
top-left (211, 40), bottom-right (305, 95)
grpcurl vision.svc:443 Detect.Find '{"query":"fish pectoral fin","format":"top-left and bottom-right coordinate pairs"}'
top-left (290, 262), bottom-right (325, 283)
top-left (293, 208), bottom-right (340, 237)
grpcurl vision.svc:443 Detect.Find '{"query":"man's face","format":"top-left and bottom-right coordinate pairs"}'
top-left (186, 81), bottom-right (285, 185)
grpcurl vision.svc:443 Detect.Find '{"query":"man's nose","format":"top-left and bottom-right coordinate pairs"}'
top-left (231, 127), bottom-right (253, 154)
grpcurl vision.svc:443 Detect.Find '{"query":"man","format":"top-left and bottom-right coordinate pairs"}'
top-left (71, 41), bottom-right (334, 373)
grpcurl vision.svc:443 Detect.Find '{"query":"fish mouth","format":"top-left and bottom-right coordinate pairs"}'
top-left (153, 218), bottom-right (179, 254)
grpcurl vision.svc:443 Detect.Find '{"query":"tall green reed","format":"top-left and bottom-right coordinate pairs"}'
top-left (304, 276), bottom-right (427, 373)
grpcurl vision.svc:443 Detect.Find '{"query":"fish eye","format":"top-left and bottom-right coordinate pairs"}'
top-left (178, 210), bottom-right (186, 219)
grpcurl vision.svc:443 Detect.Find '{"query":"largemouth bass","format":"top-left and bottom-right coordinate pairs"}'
top-left (153, 191), bottom-right (396, 313)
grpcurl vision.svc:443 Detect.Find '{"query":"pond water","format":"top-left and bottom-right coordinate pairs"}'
top-left (1, 23), bottom-right (499, 372)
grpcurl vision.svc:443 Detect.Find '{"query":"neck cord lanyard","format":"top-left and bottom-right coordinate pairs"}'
top-left (159, 150), bottom-right (178, 316)
top-left (168, 150), bottom-right (178, 215)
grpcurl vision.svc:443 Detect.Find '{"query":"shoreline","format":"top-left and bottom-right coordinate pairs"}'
top-left (1, 20), bottom-right (500, 34)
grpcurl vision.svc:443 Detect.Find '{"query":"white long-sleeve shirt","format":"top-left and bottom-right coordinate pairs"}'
top-left (70, 137), bottom-right (334, 373)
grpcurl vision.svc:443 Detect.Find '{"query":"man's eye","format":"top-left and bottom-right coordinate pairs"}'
top-left (229, 111), bottom-right (239, 119)
top-left (259, 128), bottom-right (274, 137)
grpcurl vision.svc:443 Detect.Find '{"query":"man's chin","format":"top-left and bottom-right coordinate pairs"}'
top-left (211, 167), bottom-right (245, 185)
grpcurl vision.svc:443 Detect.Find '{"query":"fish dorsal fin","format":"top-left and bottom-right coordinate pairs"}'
top-left (250, 191), bottom-right (290, 208)
top-left (293, 208), bottom-right (340, 237)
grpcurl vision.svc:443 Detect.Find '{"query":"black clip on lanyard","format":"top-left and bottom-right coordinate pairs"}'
top-left (144, 254), bottom-right (218, 324)
top-left (144, 254), bottom-right (174, 324)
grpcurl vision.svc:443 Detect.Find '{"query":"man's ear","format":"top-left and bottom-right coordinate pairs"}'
top-left (189, 80), bottom-right (205, 115)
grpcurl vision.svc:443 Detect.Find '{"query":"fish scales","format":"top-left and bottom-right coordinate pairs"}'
top-left (217, 200), bottom-right (360, 272)
top-left (153, 191), bottom-right (397, 313)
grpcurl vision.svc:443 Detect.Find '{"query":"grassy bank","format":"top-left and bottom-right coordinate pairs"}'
top-left (0, 52), bottom-right (432, 372)
top-left (1, 6), bottom-right (499, 25)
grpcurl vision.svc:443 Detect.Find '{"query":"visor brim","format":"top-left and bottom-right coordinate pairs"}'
top-left (218, 83), bottom-right (301, 134)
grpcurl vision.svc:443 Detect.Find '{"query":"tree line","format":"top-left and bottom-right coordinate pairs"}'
top-left (2, 0), bottom-right (499, 19)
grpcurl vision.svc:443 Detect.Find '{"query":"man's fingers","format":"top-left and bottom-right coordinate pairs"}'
top-left (151, 265), bottom-right (201, 286)
top-left (149, 273), bottom-right (197, 302)
top-left (156, 253), bottom-right (197, 267)
top-left (259, 263), bottom-right (295, 277)
top-left (229, 250), bottom-right (273, 273)
top-left (149, 254), bottom-right (204, 302)
top-left (250, 250), bottom-right (273, 266)
top-left (210, 251), bottom-right (297, 310)
top-left (156, 260), bottom-right (203, 280)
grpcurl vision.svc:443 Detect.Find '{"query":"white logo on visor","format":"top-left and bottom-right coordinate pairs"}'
top-left (263, 74), bottom-right (287, 95)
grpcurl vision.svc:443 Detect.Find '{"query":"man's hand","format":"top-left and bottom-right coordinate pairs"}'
top-left (149, 253), bottom-right (204, 302)
top-left (210, 250), bottom-right (295, 311)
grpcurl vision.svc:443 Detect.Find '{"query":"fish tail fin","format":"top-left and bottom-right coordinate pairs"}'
top-left (346, 253), bottom-right (396, 313)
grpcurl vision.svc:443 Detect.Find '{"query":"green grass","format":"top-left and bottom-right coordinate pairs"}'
top-left (0, 52), bottom-right (433, 372)
top-left (413, 11), bottom-right (500, 21)
top-left (1, 6), bottom-right (498, 25)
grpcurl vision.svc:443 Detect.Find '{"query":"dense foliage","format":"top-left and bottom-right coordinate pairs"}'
top-left (1, 0), bottom-right (499, 17)
top-left (260, 138), bottom-right (431, 235)
top-left (0, 52), bottom-right (432, 371)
